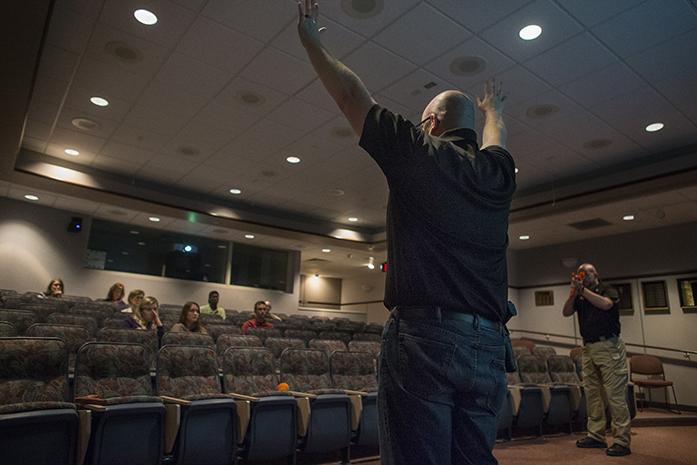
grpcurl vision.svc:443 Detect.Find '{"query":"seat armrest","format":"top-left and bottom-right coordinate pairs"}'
top-left (234, 400), bottom-right (251, 444)
top-left (76, 410), bottom-right (92, 465)
top-left (164, 404), bottom-right (180, 454)
top-left (285, 390), bottom-right (318, 399)
top-left (225, 392), bottom-right (258, 401)
top-left (342, 389), bottom-right (369, 396)
top-left (347, 394), bottom-right (363, 431)
top-left (294, 397), bottom-right (311, 437)
top-left (160, 395), bottom-right (191, 406)
top-left (75, 395), bottom-right (107, 405)
top-left (79, 403), bottom-right (106, 412)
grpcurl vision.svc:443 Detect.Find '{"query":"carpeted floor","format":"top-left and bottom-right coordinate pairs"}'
top-left (348, 426), bottom-right (697, 465)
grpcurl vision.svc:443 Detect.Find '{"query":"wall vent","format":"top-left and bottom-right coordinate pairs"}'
top-left (535, 291), bottom-right (554, 307)
top-left (568, 218), bottom-right (612, 230)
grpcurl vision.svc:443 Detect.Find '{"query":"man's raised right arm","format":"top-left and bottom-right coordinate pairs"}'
top-left (476, 79), bottom-right (507, 150)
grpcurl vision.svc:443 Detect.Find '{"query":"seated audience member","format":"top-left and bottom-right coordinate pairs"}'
top-left (105, 282), bottom-right (128, 310)
top-left (121, 289), bottom-right (145, 314)
top-left (45, 278), bottom-right (64, 298)
top-left (241, 301), bottom-right (273, 333)
top-left (200, 290), bottom-right (226, 320)
top-left (170, 301), bottom-right (209, 334)
top-left (124, 295), bottom-right (164, 340)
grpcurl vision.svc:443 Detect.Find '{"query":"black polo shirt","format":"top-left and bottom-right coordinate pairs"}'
top-left (359, 104), bottom-right (516, 323)
top-left (574, 283), bottom-right (621, 342)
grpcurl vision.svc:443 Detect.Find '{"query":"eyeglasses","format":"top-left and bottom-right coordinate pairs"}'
top-left (416, 116), bottom-right (430, 128)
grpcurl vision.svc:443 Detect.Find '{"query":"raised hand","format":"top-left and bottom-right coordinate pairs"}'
top-left (297, 0), bottom-right (322, 48)
top-left (476, 78), bottom-right (506, 115)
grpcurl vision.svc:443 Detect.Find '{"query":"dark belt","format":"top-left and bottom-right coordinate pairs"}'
top-left (395, 306), bottom-right (503, 333)
top-left (583, 334), bottom-right (618, 345)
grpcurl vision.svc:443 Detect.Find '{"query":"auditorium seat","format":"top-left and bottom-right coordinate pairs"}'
top-left (351, 332), bottom-right (382, 342)
top-left (283, 328), bottom-right (318, 344)
top-left (97, 328), bottom-right (159, 369)
top-left (506, 371), bottom-right (545, 435)
top-left (334, 319), bottom-right (365, 334)
top-left (363, 323), bottom-right (384, 335)
top-left (318, 331), bottom-right (352, 344)
top-left (0, 309), bottom-right (37, 334)
top-left (280, 348), bottom-right (353, 462)
top-left (74, 342), bottom-right (165, 465)
top-left (513, 346), bottom-right (532, 359)
top-left (156, 345), bottom-right (237, 465)
top-left (222, 347), bottom-right (298, 463)
top-left (330, 351), bottom-right (379, 447)
top-left (161, 331), bottom-right (215, 348)
top-left (216, 334), bottom-right (263, 358)
top-left (0, 337), bottom-right (78, 465)
top-left (517, 355), bottom-right (573, 432)
top-left (102, 316), bottom-right (128, 329)
top-left (68, 304), bottom-right (116, 327)
top-left (246, 327), bottom-right (282, 341)
top-left (205, 323), bottom-right (241, 342)
top-left (47, 313), bottom-right (98, 337)
top-left (348, 340), bottom-right (381, 357)
top-left (511, 338), bottom-right (535, 353)
top-left (200, 314), bottom-right (225, 325)
top-left (532, 346), bottom-right (557, 361)
top-left (0, 321), bottom-right (17, 336)
top-left (26, 323), bottom-right (92, 371)
top-left (547, 355), bottom-right (586, 426)
top-left (310, 317), bottom-right (336, 333)
top-left (264, 336), bottom-right (306, 362)
top-left (310, 338), bottom-right (348, 355)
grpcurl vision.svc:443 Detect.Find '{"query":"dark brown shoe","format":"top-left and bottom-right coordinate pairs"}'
top-left (606, 444), bottom-right (631, 456)
top-left (576, 437), bottom-right (607, 449)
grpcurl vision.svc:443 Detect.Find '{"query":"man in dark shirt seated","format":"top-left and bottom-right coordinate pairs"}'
top-left (241, 300), bottom-right (273, 334)
top-left (563, 263), bottom-right (631, 456)
top-left (297, 3), bottom-right (516, 464)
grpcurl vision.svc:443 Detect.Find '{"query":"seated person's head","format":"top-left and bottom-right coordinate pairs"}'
top-left (180, 301), bottom-right (202, 330)
top-left (253, 301), bottom-right (270, 323)
top-left (128, 289), bottom-right (145, 309)
top-left (47, 278), bottom-right (64, 297)
top-left (136, 296), bottom-right (159, 328)
top-left (208, 290), bottom-right (219, 307)
top-left (107, 283), bottom-right (125, 302)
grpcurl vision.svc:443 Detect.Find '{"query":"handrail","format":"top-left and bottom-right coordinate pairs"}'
top-left (510, 328), bottom-right (697, 358)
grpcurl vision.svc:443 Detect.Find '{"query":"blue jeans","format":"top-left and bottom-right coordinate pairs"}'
top-left (378, 307), bottom-right (507, 465)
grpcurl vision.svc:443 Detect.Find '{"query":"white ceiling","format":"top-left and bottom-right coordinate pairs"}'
top-left (8, 0), bottom-right (697, 273)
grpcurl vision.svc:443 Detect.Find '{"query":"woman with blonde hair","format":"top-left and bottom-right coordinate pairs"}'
top-left (170, 301), bottom-right (208, 334)
top-left (124, 296), bottom-right (164, 341)
top-left (121, 289), bottom-right (145, 314)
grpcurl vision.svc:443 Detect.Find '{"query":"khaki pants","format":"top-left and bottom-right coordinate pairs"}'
top-left (582, 338), bottom-right (631, 447)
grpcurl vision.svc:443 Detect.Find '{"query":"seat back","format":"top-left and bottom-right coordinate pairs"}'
top-left (246, 327), bottom-right (282, 341)
top-left (318, 331), bottom-right (352, 344)
top-left (630, 355), bottom-right (664, 377)
top-left (157, 345), bottom-right (222, 399)
top-left (309, 339), bottom-right (348, 355)
top-left (513, 346), bottom-right (531, 359)
top-left (102, 316), bottom-right (128, 328)
top-left (161, 331), bottom-right (215, 348)
top-left (283, 329), bottom-right (317, 344)
top-left (67, 305), bottom-right (115, 327)
top-left (75, 342), bottom-right (153, 398)
top-left (348, 340), bottom-right (381, 357)
top-left (0, 309), bottom-right (36, 334)
top-left (206, 323), bottom-right (241, 342)
top-left (0, 337), bottom-right (69, 405)
top-left (351, 332), bottom-right (381, 342)
top-left (46, 313), bottom-right (98, 336)
top-left (532, 346), bottom-right (557, 361)
top-left (264, 337), bottom-right (306, 359)
top-left (517, 355), bottom-right (552, 384)
top-left (363, 323), bottom-right (384, 334)
top-left (97, 328), bottom-right (159, 368)
top-left (511, 338), bottom-right (535, 353)
top-left (547, 355), bottom-right (581, 384)
top-left (279, 348), bottom-right (332, 391)
top-left (222, 347), bottom-right (279, 396)
top-left (25, 324), bottom-right (92, 369)
top-left (0, 321), bottom-right (17, 337)
top-left (217, 334), bottom-right (263, 355)
top-left (330, 351), bottom-right (377, 392)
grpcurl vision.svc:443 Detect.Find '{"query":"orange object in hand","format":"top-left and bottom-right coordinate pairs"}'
top-left (577, 271), bottom-right (586, 280)
top-left (277, 383), bottom-right (289, 392)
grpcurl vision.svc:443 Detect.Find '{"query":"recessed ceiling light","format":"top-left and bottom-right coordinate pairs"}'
top-left (148, 216), bottom-right (160, 222)
top-left (286, 156), bottom-right (301, 164)
top-left (129, 230), bottom-right (140, 235)
top-left (137, 241), bottom-right (146, 246)
top-left (645, 122), bottom-right (664, 132)
top-left (515, 167), bottom-right (519, 174)
top-left (519, 235), bottom-right (530, 240)
top-left (348, 217), bottom-right (359, 222)
top-left (622, 215), bottom-right (635, 221)
top-left (71, 117), bottom-right (100, 131)
top-left (244, 234), bottom-right (255, 239)
top-left (24, 194), bottom-right (39, 201)
top-left (321, 248), bottom-right (331, 253)
top-left (64, 148), bottom-right (80, 156)
top-left (90, 96), bottom-right (109, 107)
top-left (217, 245), bottom-right (227, 249)
top-left (229, 188), bottom-right (242, 195)
top-left (134, 9), bottom-right (158, 25)
top-left (183, 245), bottom-right (193, 252)
top-left (449, 56), bottom-right (487, 76)
top-left (519, 24), bottom-right (542, 41)
top-left (526, 104), bottom-right (559, 119)
top-left (121, 251), bottom-right (129, 256)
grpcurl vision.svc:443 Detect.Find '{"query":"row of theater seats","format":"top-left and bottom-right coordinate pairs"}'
top-left (0, 336), bottom-right (379, 465)
top-left (497, 339), bottom-right (636, 440)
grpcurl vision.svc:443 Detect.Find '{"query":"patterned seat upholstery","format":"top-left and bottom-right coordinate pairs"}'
top-left (310, 319), bottom-right (335, 332)
top-left (533, 346), bottom-right (557, 362)
top-left (97, 328), bottom-right (159, 368)
top-left (161, 331), bottom-right (214, 348)
top-left (309, 338), bottom-right (348, 356)
top-left (514, 346), bottom-right (532, 359)
top-left (548, 355), bottom-right (581, 384)
top-left (517, 355), bottom-right (573, 430)
top-left (363, 323), bottom-right (384, 334)
top-left (264, 337), bottom-right (306, 360)
top-left (283, 329), bottom-right (317, 344)
top-left (206, 323), bottom-right (241, 342)
top-left (102, 316), bottom-right (128, 328)
top-left (157, 345), bottom-right (224, 401)
top-left (518, 355), bottom-right (552, 384)
top-left (200, 314), bottom-right (225, 325)
top-left (351, 332), bottom-right (381, 342)
top-left (222, 347), bottom-right (280, 396)
top-left (0, 321), bottom-right (16, 337)
top-left (217, 334), bottom-right (263, 356)
top-left (0, 309), bottom-right (36, 334)
top-left (512, 338), bottom-right (535, 353)
top-left (47, 313), bottom-right (98, 336)
top-left (348, 340), bottom-right (381, 357)
top-left (246, 327), bottom-right (282, 341)
top-left (280, 348), bottom-right (338, 393)
top-left (68, 305), bottom-right (115, 327)
top-left (318, 331), bottom-right (352, 344)
top-left (0, 337), bottom-right (78, 465)
top-left (26, 324), bottom-right (92, 370)
top-left (330, 352), bottom-right (377, 392)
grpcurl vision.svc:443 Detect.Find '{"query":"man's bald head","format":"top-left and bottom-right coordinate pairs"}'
top-left (421, 90), bottom-right (475, 136)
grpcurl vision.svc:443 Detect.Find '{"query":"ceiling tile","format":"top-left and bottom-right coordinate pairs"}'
top-left (266, 98), bottom-right (336, 131)
top-left (55, 106), bottom-right (120, 140)
top-left (37, 45), bottom-right (80, 81)
top-left (177, 16), bottom-right (265, 75)
top-left (319, 0), bottom-right (420, 37)
top-left (63, 85), bottom-right (133, 122)
top-left (99, 0), bottom-right (197, 48)
top-left (91, 155), bottom-right (142, 176)
top-left (343, 41), bottom-right (417, 92)
top-left (98, 140), bottom-right (156, 164)
top-left (149, 52), bottom-right (232, 102)
top-left (46, 127), bottom-right (107, 163)
top-left (21, 136), bottom-right (47, 154)
top-left (110, 123), bottom-right (170, 152)
top-left (202, 0), bottom-right (297, 43)
top-left (271, 16), bottom-right (365, 62)
top-left (591, 0), bottom-right (697, 57)
top-left (72, 58), bottom-right (152, 102)
top-left (31, 77), bottom-right (70, 105)
top-left (27, 100), bottom-right (60, 126)
top-left (506, 89), bottom-right (583, 130)
top-left (373, 94), bottom-right (413, 120)
top-left (524, 32), bottom-right (617, 86)
top-left (556, 0), bottom-right (646, 28)
top-left (158, 121), bottom-right (233, 162)
top-left (426, 36), bottom-right (515, 90)
top-left (625, 28), bottom-right (697, 84)
top-left (654, 70), bottom-right (697, 126)
top-left (53, 196), bottom-right (101, 214)
top-left (23, 121), bottom-right (53, 142)
top-left (7, 187), bottom-right (58, 207)
top-left (426, 0), bottom-right (532, 33)
top-left (216, 76), bottom-right (290, 116)
top-left (559, 62), bottom-right (645, 108)
top-left (240, 47), bottom-right (317, 95)
top-left (373, 3), bottom-right (472, 65)
top-left (380, 69), bottom-right (457, 113)
top-left (295, 79), bottom-right (342, 113)
top-left (219, 118), bottom-right (300, 160)
top-left (45, 6), bottom-right (93, 54)
top-left (479, 0), bottom-right (583, 62)
top-left (468, 65), bottom-right (551, 108)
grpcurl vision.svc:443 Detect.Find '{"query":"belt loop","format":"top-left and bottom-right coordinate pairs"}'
top-left (435, 306), bottom-right (443, 323)
top-left (472, 313), bottom-right (480, 330)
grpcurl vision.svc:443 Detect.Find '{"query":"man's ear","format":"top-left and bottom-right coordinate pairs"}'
top-left (429, 114), bottom-right (440, 135)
